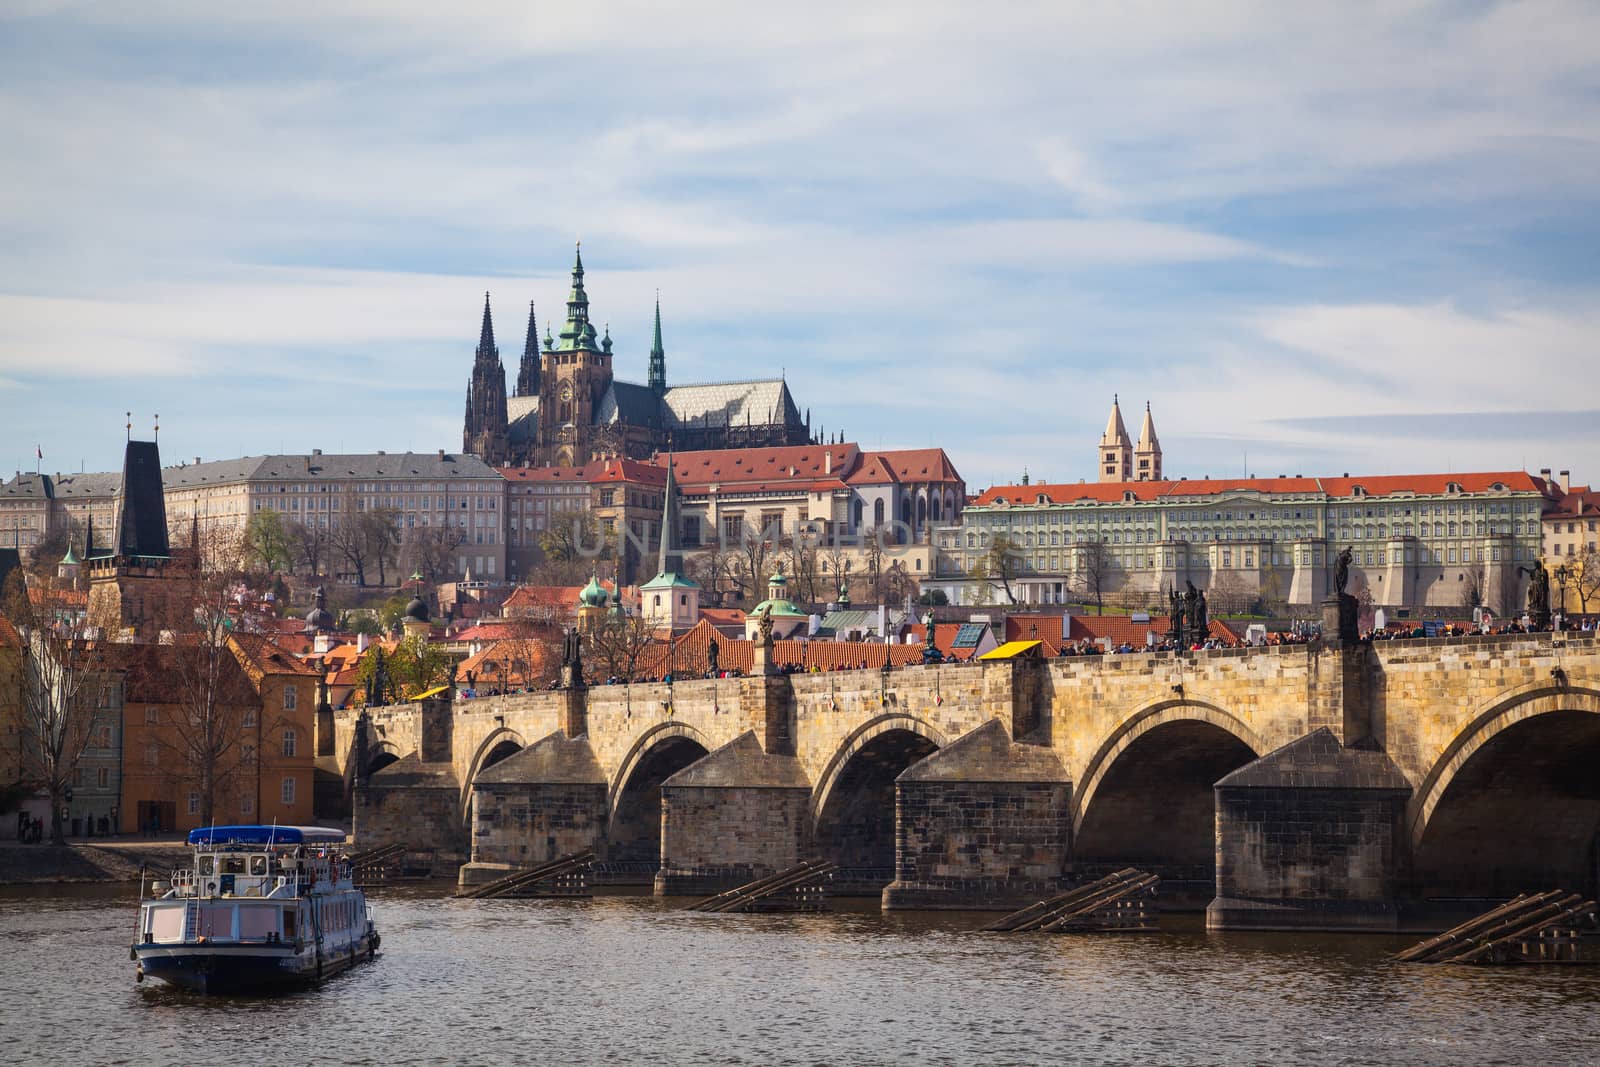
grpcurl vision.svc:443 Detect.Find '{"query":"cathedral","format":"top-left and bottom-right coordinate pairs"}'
top-left (463, 246), bottom-right (814, 467)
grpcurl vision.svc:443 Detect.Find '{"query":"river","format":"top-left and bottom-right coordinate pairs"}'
top-left (2, 884), bottom-right (1597, 1066)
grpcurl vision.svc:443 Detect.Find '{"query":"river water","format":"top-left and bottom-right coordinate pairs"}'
top-left (3, 884), bottom-right (1598, 1066)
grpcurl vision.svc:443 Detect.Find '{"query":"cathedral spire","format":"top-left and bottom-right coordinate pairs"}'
top-left (648, 292), bottom-right (667, 395)
top-left (557, 241), bottom-right (599, 352)
top-left (1134, 400), bottom-right (1163, 481)
top-left (516, 301), bottom-right (540, 396)
top-left (1098, 394), bottom-right (1133, 483)
top-left (476, 291), bottom-right (496, 360)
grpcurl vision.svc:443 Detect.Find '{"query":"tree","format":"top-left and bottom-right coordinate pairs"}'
top-left (140, 524), bottom-right (264, 829)
top-left (1, 569), bottom-right (114, 844)
top-left (386, 635), bottom-right (455, 699)
top-left (333, 498), bottom-right (400, 587)
top-left (731, 521), bottom-right (776, 604)
top-left (883, 559), bottom-right (916, 608)
top-left (917, 588), bottom-right (949, 607)
top-left (540, 507), bottom-right (603, 565)
top-left (1576, 547), bottom-right (1600, 612)
top-left (286, 518), bottom-right (333, 577)
top-left (686, 545), bottom-right (736, 607)
top-left (1074, 539), bottom-right (1113, 615)
top-left (587, 612), bottom-right (659, 683)
top-left (781, 527), bottom-right (823, 607)
top-left (400, 523), bottom-right (468, 588)
top-left (244, 511), bottom-right (293, 574)
top-left (982, 533), bottom-right (1023, 605)
top-left (24, 525), bottom-right (71, 579)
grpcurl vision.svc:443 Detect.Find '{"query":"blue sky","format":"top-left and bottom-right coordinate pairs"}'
top-left (1, 1), bottom-right (1597, 489)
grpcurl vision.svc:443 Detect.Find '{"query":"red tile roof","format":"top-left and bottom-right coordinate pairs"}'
top-left (585, 458), bottom-right (668, 486)
top-left (1065, 614), bottom-right (1240, 648)
top-left (230, 632), bottom-right (323, 677)
top-left (902, 622), bottom-right (985, 660)
top-left (665, 444), bottom-right (861, 487)
top-left (1545, 486), bottom-right (1600, 520)
top-left (0, 614), bottom-right (19, 649)
top-left (974, 471), bottom-right (1546, 506)
top-left (497, 465), bottom-right (589, 483)
top-left (853, 448), bottom-right (964, 484)
top-left (457, 638), bottom-right (553, 690)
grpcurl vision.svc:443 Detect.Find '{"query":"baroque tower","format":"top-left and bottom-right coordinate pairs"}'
top-left (462, 293), bottom-right (510, 464)
top-left (1135, 401), bottom-right (1162, 481)
top-left (1098, 394), bottom-right (1133, 483)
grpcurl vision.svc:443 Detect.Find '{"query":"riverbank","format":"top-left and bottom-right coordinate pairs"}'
top-left (0, 840), bottom-right (192, 884)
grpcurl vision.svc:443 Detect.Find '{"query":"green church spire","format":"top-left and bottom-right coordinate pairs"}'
top-left (648, 292), bottom-right (666, 395)
top-left (556, 241), bottom-right (600, 352)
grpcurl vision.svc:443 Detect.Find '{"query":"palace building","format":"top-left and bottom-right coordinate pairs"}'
top-left (463, 246), bottom-right (814, 468)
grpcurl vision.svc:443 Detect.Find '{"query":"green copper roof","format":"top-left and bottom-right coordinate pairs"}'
top-left (578, 575), bottom-right (609, 607)
top-left (556, 241), bottom-right (601, 353)
top-left (751, 597), bottom-right (806, 618)
top-left (640, 570), bottom-right (699, 591)
top-left (61, 545), bottom-right (79, 565)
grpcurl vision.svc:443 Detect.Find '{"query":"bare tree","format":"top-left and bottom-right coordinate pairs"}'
top-left (332, 494), bottom-right (400, 587)
top-left (1576, 547), bottom-right (1600, 612)
top-left (979, 533), bottom-right (1022, 606)
top-left (1, 570), bottom-right (114, 844)
top-left (400, 523), bottom-right (468, 588)
top-left (861, 527), bottom-right (888, 603)
top-left (1074, 539), bottom-right (1114, 615)
top-left (781, 526), bottom-right (823, 607)
top-left (731, 521), bottom-right (775, 604)
top-left (539, 507), bottom-right (603, 565)
top-left (686, 545), bottom-right (736, 607)
top-left (286, 518), bottom-right (333, 577)
top-left (587, 612), bottom-right (659, 683)
top-left (139, 525), bottom-right (264, 828)
top-left (821, 543), bottom-right (852, 602)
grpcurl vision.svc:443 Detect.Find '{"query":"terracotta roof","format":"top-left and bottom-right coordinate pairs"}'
top-left (974, 471), bottom-right (1546, 507)
top-left (584, 458), bottom-right (668, 486)
top-left (456, 638), bottom-right (552, 690)
top-left (102, 645), bottom-right (258, 705)
top-left (0, 614), bottom-right (19, 648)
top-left (1066, 614), bottom-right (1240, 648)
top-left (230, 632), bottom-right (322, 677)
top-left (666, 443), bottom-right (862, 487)
top-left (903, 622), bottom-right (986, 660)
top-left (1545, 486), bottom-right (1600, 520)
top-left (853, 448), bottom-right (964, 484)
top-left (623, 619), bottom-right (929, 678)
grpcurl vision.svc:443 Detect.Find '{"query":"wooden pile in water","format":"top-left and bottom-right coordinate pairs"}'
top-left (688, 861), bottom-right (839, 914)
top-left (457, 850), bottom-right (595, 900)
top-left (1394, 890), bottom-right (1599, 965)
top-left (984, 868), bottom-right (1159, 933)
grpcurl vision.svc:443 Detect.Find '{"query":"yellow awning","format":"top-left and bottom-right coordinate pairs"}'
top-left (410, 685), bottom-right (450, 701)
top-left (979, 640), bottom-right (1043, 661)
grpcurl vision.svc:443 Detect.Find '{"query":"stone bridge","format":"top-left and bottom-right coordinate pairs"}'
top-left (328, 631), bottom-right (1600, 929)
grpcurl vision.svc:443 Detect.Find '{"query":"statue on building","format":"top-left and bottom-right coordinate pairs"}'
top-left (560, 625), bottom-right (585, 687)
top-left (1169, 588), bottom-right (1185, 647)
top-left (756, 605), bottom-right (775, 648)
top-left (922, 608), bottom-right (940, 664)
top-left (706, 637), bottom-right (720, 677)
top-left (368, 647), bottom-right (393, 707)
top-left (1334, 546), bottom-right (1353, 596)
top-left (1521, 563), bottom-right (1551, 627)
top-left (1193, 588), bottom-right (1208, 636)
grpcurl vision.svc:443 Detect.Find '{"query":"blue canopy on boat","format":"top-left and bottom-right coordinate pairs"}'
top-left (186, 825), bottom-right (347, 846)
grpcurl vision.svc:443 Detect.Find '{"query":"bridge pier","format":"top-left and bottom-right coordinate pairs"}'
top-left (654, 731), bottom-right (811, 896)
top-left (459, 732), bottom-right (608, 887)
top-left (883, 720), bottom-right (1071, 910)
top-left (1207, 728), bottom-right (1412, 931)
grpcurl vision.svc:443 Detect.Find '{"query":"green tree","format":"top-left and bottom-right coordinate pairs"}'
top-left (984, 533), bottom-right (1022, 605)
top-left (539, 507), bottom-right (603, 563)
top-left (244, 510), bottom-right (294, 574)
top-left (355, 636), bottom-right (453, 703)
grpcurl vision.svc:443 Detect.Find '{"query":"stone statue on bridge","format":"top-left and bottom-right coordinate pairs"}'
top-left (756, 605), bottom-right (775, 648)
top-left (1169, 588), bottom-right (1185, 648)
top-left (560, 626), bottom-right (585, 688)
top-left (1193, 587), bottom-right (1208, 638)
top-left (1521, 563), bottom-right (1551, 629)
top-left (1335, 546), bottom-right (1353, 596)
top-left (706, 637), bottom-right (720, 677)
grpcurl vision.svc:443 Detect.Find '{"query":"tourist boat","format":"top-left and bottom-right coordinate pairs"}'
top-left (131, 825), bottom-right (380, 994)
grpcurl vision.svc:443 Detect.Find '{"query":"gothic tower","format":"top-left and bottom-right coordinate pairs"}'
top-left (648, 294), bottom-right (666, 396)
top-left (536, 243), bottom-right (614, 465)
top-left (462, 293), bottom-right (510, 464)
top-left (514, 301), bottom-right (540, 397)
top-left (1098, 395), bottom-right (1133, 483)
top-left (1135, 401), bottom-right (1163, 481)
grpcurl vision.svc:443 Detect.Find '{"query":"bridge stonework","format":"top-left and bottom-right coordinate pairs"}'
top-left (332, 631), bottom-right (1600, 929)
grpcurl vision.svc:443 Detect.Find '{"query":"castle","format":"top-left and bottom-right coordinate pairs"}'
top-left (463, 246), bottom-right (813, 467)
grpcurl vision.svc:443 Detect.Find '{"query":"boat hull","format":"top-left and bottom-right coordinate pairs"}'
top-left (135, 935), bottom-right (378, 995)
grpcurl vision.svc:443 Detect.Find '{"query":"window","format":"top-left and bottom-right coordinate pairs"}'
top-left (281, 777), bottom-right (296, 806)
top-left (242, 708), bottom-right (256, 728)
top-left (282, 729), bottom-right (297, 758)
top-left (97, 767), bottom-right (109, 789)
top-left (188, 792), bottom-right (200, 815)
top-left (145, 706), bottom-right (159, 724)
top-left (144, 742), bottom-right (159, 766)
top-left (283, 686), bottom-right (297, 711)
top-left (241, 796), bottom-right (254, 816)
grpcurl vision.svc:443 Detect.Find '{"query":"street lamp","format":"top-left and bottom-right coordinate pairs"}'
top-left (1553, 563), bottom-right (1572, 630)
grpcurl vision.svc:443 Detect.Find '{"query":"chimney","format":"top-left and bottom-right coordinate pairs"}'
top-left (1540, 468), bottom-right (1552, 481)
top-left (438, 449), bottom-right (445, 459)
top-left (824, 451), bottom-right (832, 475)
top-left (312, 448), bottom-right (322, 457)
top-left (356, 633), bottom-right (370, 653)
top-left (194, 457), bottom-right (201, 465)
top-left (1561, 470), bottom-right (1571, 493)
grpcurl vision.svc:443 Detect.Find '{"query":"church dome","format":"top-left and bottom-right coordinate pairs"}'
top-left (304, 584), bottom-right (335, 631)
top-left (403, 595), bottom-right (430, 623)
top-left (579, 576), bottom-right (609, 608)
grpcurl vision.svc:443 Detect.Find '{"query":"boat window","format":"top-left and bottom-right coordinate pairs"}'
top-left (198, 855), bottom-right (215, 876)
top-left (250, 855), bottom-right (268, 876)
top-left (224, 856), bottom-right (246, 875)
top-left (284, 911), bottom-right (297, 938)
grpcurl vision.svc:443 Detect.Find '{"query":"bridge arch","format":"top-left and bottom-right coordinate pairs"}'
top-left (606, 721), bottom-right (713, 867)
top-left (1409, 684), bottom-right (1600, 899)
top-left (458, 727), bottom-right (528, 823)
top-left (811, 714), bottom-right (947, 880)
top-left (1071, 700), bottom-right (1262, 888)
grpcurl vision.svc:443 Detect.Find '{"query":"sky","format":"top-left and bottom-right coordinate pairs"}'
top-left (1, 1), bottom-right (1597, 490)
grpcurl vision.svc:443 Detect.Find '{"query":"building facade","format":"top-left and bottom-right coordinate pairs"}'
top-left (930, 471), bottom-right (1548, 616)
top-left (464, 246), bottom-right (814, 468)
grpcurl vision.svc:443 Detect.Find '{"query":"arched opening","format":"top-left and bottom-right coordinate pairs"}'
top-left (814, 727), bottom-right (938, 889)
top-left (1413, 709), bottom-right (1600, 901)
top-left (478, 739), bottom-right (521, 776)
top-left (609, 736), bottom-right (710, 869)
top-left (367, 750), bottom-right (400, 775)
top-left (1074, 719), bottom-right (1257, 903)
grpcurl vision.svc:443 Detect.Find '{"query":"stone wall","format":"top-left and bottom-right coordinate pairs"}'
top-left (467, 783), bottom-right (607, 871)
top-left (657, 785), bottom-right (810, 894)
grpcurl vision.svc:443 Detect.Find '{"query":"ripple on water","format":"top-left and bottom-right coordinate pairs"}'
top-left (3, 884), bottom-right (1599, 1066)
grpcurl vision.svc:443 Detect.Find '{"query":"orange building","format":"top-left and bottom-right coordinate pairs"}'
top-left (228, 634), bottom-right (320, 828)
